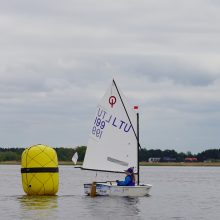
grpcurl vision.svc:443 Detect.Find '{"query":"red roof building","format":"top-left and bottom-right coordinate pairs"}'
top-left (185, 157), bottom-right (198, 162)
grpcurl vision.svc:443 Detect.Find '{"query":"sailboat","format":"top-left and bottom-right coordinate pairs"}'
top-left (82, 79), bottom-right (152, 197)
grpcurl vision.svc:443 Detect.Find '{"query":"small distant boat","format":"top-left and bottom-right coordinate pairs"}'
top-left (82, 79), bottom-right (152, 197)
top-left (72, 152), bottom-right (78, 165)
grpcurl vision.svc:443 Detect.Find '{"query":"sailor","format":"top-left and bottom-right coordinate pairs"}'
top-left (116, 167), bottom-right (135, 186)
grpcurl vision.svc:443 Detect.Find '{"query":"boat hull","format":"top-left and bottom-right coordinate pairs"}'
top-left (84, 183), bottom-right (152, 197)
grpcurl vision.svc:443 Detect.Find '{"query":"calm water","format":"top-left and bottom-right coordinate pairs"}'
top-left (0, 165), bottom-right (219, 220)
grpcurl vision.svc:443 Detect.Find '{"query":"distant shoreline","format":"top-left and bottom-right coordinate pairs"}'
top-left (1, 161), bottom-right (220, 166)
top-left (140, 162), bottom-right (220, 167)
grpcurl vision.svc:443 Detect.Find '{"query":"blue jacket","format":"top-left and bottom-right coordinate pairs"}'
top-left (117, 175), bottom-right (135, 186)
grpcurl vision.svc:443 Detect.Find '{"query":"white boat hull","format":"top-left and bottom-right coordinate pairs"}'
top-left (84, 183), bottom-right (152, 197)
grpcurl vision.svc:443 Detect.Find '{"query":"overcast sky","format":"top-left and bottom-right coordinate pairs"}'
top-left (0, 0), bottom-right (220, 153)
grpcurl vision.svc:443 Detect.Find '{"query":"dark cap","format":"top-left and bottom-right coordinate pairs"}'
top-left (125, 167), bottom-right (134, 174)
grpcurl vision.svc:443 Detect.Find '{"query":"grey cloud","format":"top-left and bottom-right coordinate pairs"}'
top-left (82, 55), bottom-right (218, 86)
top-left (0, 0), bottom-right (220, 152)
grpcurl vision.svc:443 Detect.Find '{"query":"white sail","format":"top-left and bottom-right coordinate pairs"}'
top-left (83, 80), bottom-right (138, 173)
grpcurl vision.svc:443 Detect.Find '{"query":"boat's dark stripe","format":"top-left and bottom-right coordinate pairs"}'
top-left (21, 167), bottom-right (59, 173)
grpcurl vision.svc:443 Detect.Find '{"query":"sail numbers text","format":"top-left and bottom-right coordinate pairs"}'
top-left (92, 117), bottom-right (105, 139)
top-left (91, 107), bottom-right (132, 140)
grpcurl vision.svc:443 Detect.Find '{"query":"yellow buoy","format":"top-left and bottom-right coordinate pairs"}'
top-left (21, 144), bottom-right (59, 195)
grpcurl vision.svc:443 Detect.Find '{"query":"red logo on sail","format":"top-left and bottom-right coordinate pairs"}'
top-left (109, 96), bottom-right (116, 108)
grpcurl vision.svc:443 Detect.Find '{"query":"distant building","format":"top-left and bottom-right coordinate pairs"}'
top-left (185, 157), bottom-right (198, 162)
top-left (162, 157), bottom-right (177, 162)
top-left (148, 157), bottom-right (161, 162)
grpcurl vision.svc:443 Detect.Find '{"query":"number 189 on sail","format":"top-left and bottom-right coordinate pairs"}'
top-left (92, 117), bottom-right (106, 139)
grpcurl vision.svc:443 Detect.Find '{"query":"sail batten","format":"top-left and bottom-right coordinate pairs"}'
top-left (81, 167), bottom-right (138, 174)
top-left (83, 80), bottom-right (138, 173)
top-left (107, 157), bottom-right (129, 167)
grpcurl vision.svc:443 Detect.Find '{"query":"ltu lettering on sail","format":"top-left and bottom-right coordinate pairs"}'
top-left (96, 107), bottom-right (131, 133)
top-left (111, 117), bottom-right (131, 132)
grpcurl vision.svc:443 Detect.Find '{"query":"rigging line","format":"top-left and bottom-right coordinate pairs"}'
top-left (113, 79), bottom-right (142, 149)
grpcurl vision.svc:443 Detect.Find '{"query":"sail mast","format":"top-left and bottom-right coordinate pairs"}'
top-left (137, 112), bottom-right (140, 185)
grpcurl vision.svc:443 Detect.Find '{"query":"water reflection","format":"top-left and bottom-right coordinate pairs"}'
top-left (82, 196), bottom-right (141, 219)
top-left (18, 195), bottom-right (58, 210)
top-left (122, 197), bottom-right (140, 217)
top-left (17, 195), bottom-right (58, 219)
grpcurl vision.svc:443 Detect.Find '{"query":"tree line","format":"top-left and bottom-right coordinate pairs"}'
top-left (0, 146), bottom-right (219, 162)
top-left (0, 146), bottom-right (87, 162)
top-left (139, 148), bottom-right (220, 162)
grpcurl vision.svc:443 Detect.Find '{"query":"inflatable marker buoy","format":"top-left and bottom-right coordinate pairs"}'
top-left (21, 144), bottom-right (59, 195)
